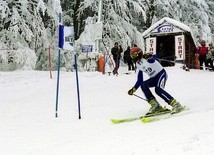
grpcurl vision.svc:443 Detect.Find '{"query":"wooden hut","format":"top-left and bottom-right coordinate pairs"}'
top-left (142, 17), bottom-right (196, 68)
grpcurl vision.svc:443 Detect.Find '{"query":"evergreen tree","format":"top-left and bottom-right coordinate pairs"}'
top-left (0, 0), bottom-right (61, 70)
top-left (76, 0), bottom-right (147, 49)
top-left (154, 0), bottom-right (213, 44)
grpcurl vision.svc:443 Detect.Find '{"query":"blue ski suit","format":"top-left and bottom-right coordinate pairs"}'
top-left (133, 56), bottom-right (174, 104)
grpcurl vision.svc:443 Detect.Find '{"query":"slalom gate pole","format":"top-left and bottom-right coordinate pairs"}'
top-left (55, 13), bottom-right (62, 118)
top-left (133, 94), bottom-right (148, 101)
top-left (75, 54), bottom-right (81, 119)
top-left (55, 48), bottom-right (61, 117)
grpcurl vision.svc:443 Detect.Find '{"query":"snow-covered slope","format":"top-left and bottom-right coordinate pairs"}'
top-left (0, 65), bottom-right (214, 155)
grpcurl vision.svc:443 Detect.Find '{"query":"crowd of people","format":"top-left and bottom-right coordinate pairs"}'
top-left (111, 42), bottom-right (137, 75)
top-left (110, 40), bottom-right (214, 75)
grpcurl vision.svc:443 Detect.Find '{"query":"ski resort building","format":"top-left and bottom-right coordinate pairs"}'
top-left (142, 17), bottom-right (196, 68)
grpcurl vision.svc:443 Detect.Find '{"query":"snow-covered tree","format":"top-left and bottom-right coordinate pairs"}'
top-left (0, 0), bottom-right (62, 70)
top-left (75, 0), bottom-right (214, 48)
top-left (154, 0), bottom-right (213, 45)
top-left (205, 0), bottom-right (214, 42)
top-left (76, 0), bottom-right (147, 50)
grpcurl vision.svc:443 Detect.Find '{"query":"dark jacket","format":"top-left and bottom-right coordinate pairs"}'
top-left (123, 47), bottom-right (132, 63)
top-left (111, 46), bottom-right (123, 60)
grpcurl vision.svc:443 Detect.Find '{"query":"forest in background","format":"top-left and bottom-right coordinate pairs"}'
top-left (0, 0), bottom-right (214, 71)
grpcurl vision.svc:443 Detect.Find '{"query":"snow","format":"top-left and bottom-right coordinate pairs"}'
top-left (1, 65), bottom-right (214, 155)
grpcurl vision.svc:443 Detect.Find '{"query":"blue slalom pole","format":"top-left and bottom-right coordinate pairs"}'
top-left (74, 54), bottom-right (81, 119)
top-left (55, 13), bottom-right (63, 117)
top-left (55, 49), bottom-right (61, 117)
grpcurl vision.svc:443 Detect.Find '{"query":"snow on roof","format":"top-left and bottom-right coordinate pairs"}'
top-left (142, 17), bottom-right (192, 37)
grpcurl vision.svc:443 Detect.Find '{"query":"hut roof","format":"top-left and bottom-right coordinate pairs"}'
top-left (142, 17), bottom-right (192, 38)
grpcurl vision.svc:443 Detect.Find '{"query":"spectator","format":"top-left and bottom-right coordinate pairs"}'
top-left (206, 43), bottom-right (214, 71)
top-left (197, 40), bottom-right (208, 70)
top-left (111, 42), bottom-right (123, 75)
top-left (123, 46), bottom-right (135, 71)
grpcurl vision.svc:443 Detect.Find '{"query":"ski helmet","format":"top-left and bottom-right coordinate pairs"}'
top-left (130, 47), bottom-right (142, 62)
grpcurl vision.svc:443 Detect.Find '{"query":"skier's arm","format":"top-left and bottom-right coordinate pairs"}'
top-left (134, 70), bottom-right (143, 90)
top-left (128, 70), bottom-right (143, 95)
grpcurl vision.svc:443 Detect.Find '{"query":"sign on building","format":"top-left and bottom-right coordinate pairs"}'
top-left (175, 35), bottom-right (185, 60)
top-left (146, 37), bottom-right (156, 54)
top-left (151, 23), bottom-right (184, 34)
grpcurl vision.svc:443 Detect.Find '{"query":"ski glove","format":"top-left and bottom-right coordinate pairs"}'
top-left (128, 87), bottom-right (136, 95)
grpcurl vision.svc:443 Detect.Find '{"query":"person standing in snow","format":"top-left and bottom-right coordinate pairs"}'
top-left (127, 47), bottom-right (184, 115)
top-left (123, 46), bottom-right (135, 71)
top-left (111, 42), bottom-right (123, 75)
top-left (196, 40), bottom-right (208, 70)
top-left (205, 43), bottom-right (214, 71)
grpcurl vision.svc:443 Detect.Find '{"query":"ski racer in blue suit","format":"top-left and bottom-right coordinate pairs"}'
top-left (128, 47), bottom-right (184, 115)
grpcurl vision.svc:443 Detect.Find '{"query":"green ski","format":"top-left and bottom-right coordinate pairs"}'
top-left (111, 109), bottom-right (171, 124)
top-left (111, 117), bottom-right (141, 124)
top-left (141, 106), bottom-right (189, 123)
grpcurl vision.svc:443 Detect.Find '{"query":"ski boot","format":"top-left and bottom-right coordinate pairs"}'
top-left (145, 98), bottom-right (170, 116)
top-left (170, 99), bottom-right (184, 114)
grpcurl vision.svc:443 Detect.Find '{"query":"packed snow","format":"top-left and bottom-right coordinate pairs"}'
top-left (0, 65), bottom-right (214, 155)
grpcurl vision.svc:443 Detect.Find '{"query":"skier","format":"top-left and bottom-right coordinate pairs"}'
top-left (127, 47), bottom-right (184, 115)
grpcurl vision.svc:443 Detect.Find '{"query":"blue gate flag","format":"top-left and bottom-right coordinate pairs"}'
top-left (58, 25), bottom-right (64, 48)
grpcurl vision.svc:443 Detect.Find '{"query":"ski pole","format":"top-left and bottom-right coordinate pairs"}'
top-left (133, 94), bottom-right (148, 101)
